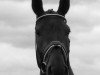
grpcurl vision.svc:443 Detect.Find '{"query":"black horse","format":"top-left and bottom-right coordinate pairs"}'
top-left (32, 0), bottom-right (74, 75)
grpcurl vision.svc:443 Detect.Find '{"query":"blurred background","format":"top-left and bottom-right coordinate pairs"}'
top-left (0, 0), bottom-right (100, 75)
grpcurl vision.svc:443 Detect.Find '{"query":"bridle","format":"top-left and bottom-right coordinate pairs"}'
top-left (36, 14), bottom-right (70, 75)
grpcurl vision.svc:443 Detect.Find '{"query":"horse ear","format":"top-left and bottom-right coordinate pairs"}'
top-left (57, 0), bottom-right (70, 16)
top-left (32, 0), bottom-right (44, 17)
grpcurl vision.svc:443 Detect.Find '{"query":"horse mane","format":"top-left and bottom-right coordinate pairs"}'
top-left (45, 9), bottom-right (58, 14)
top-left (36, 9), bottom-right (58, 18)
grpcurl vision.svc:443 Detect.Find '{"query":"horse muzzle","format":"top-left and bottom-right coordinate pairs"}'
top-left (41, 41), bottom-right (70, 73)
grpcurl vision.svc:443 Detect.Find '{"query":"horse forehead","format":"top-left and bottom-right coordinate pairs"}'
top-left (36, 22), bottom-right (67, 33)
top-left (36, 15), bottom-right (66, 26)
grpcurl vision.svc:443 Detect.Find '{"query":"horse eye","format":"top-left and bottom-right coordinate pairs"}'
top-left (64, 26), bottom-right (70, 35)
top-left (36, 30), bottom-right (41, 36)
top-left (65, 31), bottom-right (69, 36)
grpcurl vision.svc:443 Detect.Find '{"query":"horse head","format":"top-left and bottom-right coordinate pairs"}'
top-left (32, 0), bottom-right (74, 75)
top-left (35, 15), bottom-right (71, 75)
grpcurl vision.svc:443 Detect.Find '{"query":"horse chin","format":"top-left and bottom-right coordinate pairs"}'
top-left (46, 65), bottom-right (68, 75)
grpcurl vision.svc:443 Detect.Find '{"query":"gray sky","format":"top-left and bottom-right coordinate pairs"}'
top-left (0, 0), bottom-right (100, 75)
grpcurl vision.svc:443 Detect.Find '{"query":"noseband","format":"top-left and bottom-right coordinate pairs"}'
top-left (43, 41), bottom-right (69, 65)
top-left (41, 41), bottom-right (70, 75)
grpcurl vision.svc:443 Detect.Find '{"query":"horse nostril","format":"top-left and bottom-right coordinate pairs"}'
top-left (41, 62), bottom-right (46, 73)
top-left (64, 65), bottom-right (69, 74)
top-left (48, 66), bottom-right (52, 74)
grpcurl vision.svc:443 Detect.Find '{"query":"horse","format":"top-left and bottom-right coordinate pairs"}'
top-left (32, 0), bottom-right (74, 75)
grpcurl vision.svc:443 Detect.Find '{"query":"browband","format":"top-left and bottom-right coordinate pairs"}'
top-left (36, 14), bottom-right (66, 22)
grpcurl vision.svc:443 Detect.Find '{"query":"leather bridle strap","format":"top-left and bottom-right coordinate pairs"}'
top-left (43, 41), bottom-right (68, 64)
top-left (36, 14), bottom-right (66, 22)
top-left (42, 41), bottom-right (69, 71)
